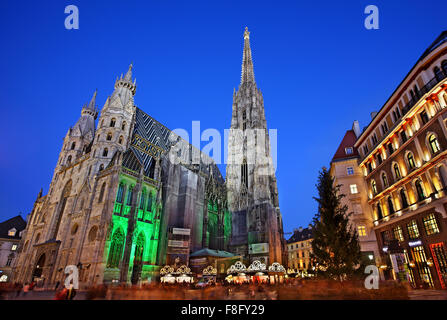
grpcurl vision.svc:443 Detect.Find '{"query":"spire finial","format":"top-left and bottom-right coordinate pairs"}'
top-left (244, 27), bottom-right (250, 40)
top-left (240, 27), bottom-right (255, 85)
top-left (124, 63), bottom-right (133, 81)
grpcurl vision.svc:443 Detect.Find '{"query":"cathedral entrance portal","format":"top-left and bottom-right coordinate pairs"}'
top-left (32, 253), bottom-right (46, 280)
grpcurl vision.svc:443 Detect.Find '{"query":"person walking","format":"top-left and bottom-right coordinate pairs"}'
top-left (67, 284), bottom-right (76, 300)
top-left (22, 283), bottom-right (29, 296)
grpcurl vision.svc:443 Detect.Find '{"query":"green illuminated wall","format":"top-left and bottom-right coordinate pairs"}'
top-left (105, 173), bottom-right (162, 282)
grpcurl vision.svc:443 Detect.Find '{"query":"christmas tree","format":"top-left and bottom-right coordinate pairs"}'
top-left (311, 167), bottom-right (361, 280)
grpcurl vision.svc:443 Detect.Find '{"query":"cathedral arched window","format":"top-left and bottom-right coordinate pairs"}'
top-left (107, 228), bottom-right (124, 268)
top-left (101, 119), bottom-right (104, 127)
top-left (121, 122), bottom-right (126, 131)
top-left (241, 159), bottom-right (248, 189)
top-left (116, 183), bottom-right (124, 203)
top-left (103, 148), bottom-right (108, 157)
top-left (146, 193), bottom-right (153, 212)
top-left (71, 142), bottom-right (76, 150)
top-left (71, 224), bottom-right (78, 235)
top-left (35, 233), bottom-right (41, 244)
top-left (107, 133), bottom-right (112, 141)
top-left (88, 226), bottom-right (98, 242)
top-left (428, 134), bottom-right (441, 154)
top-left (119, 136), bottom-right (123, 144)
top-left (67, 155), bottom-right (72, 165)
top-left (126, 186), bottom-right (134, 206)
top-left (98, 182), bottom-right (106, 203)
top-left (99, 164), bottom-right (104, 171)
top-left (139, 191), bottom-right (146, 210)
top-left (110, 118), bottom-right (116, 127)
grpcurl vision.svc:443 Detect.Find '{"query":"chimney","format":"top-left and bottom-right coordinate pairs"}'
top-left (352, 120), bottom-right (361, 138)
top-left (370, 111), bottom-right (378, 119)
top-left (298, 226), bottom-right (303, 232)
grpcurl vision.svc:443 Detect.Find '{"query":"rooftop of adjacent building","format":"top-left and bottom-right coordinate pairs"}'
top-left (0, 215), bottom-right (26, 240)
top-left (331, 130), bottom-right (359, 163)
top-left (287, 226), bottom-right (313, 244)
top-left (357, 30), bottom-right (447, 143)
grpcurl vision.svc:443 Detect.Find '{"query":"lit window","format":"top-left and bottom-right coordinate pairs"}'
top-left (347, 167), bottom-right (354, 175)
top-left (350, 184), bottom-right (358, 194)
top-left (371, 180), bottom-right (377, 195)
top-left (429, 134), bottom-right (441, 154)
top-left (8, 229), bottom-right (16, 237)
top-left (423, 214), bottom-right (440, 235)
top-left (407, 220), bottom-right (420, 239)
top-left (407, 152), bottom-right (416, 169)
top-left (11, 244), bottom-right (17, 251)
top-left (345, 147), bottom-right (353, 155)
top-left (382, 173), bottom-right (388, 188)
top-left (393, 163), bottom-right (401, 180)
top-left (393, 226), bottom-right (404, 242)
top-left (358, 226), bottom-right (367, 237)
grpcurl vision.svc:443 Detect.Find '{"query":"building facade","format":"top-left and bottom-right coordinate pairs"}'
top-left (0, 216), bottom-right (26, 282)
top-left (13, 64), bottom-right (228, 288)
top-left (286, 226), bottom-right (313, 274)
top-left (226, 28), bottom-right (285, 266)
top-left (354, 31), bottom-right (447, 289)
top-left (330, 122), bottom-right (379, 266)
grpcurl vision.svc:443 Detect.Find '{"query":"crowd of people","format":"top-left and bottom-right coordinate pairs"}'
top-left (0, 278), bottom-right (409, 300)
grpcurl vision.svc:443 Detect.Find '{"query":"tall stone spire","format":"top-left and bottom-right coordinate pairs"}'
top-left (86, 89), bottom-right (97, 112)
top-left (241, 27), bottom-right (255, 85)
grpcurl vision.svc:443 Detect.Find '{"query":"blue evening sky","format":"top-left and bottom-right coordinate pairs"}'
top-left (0, 0), bottom-right (446, 233)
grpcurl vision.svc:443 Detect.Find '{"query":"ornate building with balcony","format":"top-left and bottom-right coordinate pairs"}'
top-left (354, 31), bottom-right (447, 289)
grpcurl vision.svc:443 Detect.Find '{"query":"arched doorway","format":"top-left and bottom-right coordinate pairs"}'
top-left (131, 232), bottom-right (145, 285)
top-left (33, 254), bottom-right (46, 279)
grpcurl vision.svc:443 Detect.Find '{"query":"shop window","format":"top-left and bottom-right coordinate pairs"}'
top-left (407, 220), bottom-right (420, 239)
top-left (423, 214), bottom-right (440, 235)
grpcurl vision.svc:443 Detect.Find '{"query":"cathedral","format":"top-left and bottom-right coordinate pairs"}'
top-left (13, 28), bottom-right (284, 287)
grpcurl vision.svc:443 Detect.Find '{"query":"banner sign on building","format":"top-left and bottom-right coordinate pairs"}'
top-left (168, 240), bottom-right (189, 247)
top-left (172, 228), bottom-right (191, 235)
top-left (249, 243), bottom-right (269, 254)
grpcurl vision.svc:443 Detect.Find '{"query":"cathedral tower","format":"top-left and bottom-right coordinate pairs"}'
top-left (92, 64), bottom-right (136, 175)
top-left (226, 28), bottom-right (285, 265)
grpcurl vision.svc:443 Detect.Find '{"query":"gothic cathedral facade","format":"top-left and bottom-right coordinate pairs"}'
top-left (13, 28), bottom-right (284, 288)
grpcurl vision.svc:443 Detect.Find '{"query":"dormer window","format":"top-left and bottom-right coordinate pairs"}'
top-left (345, 147), bottom-right (353, 155)
top-left (8, 228), bottom-right (16, 236)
